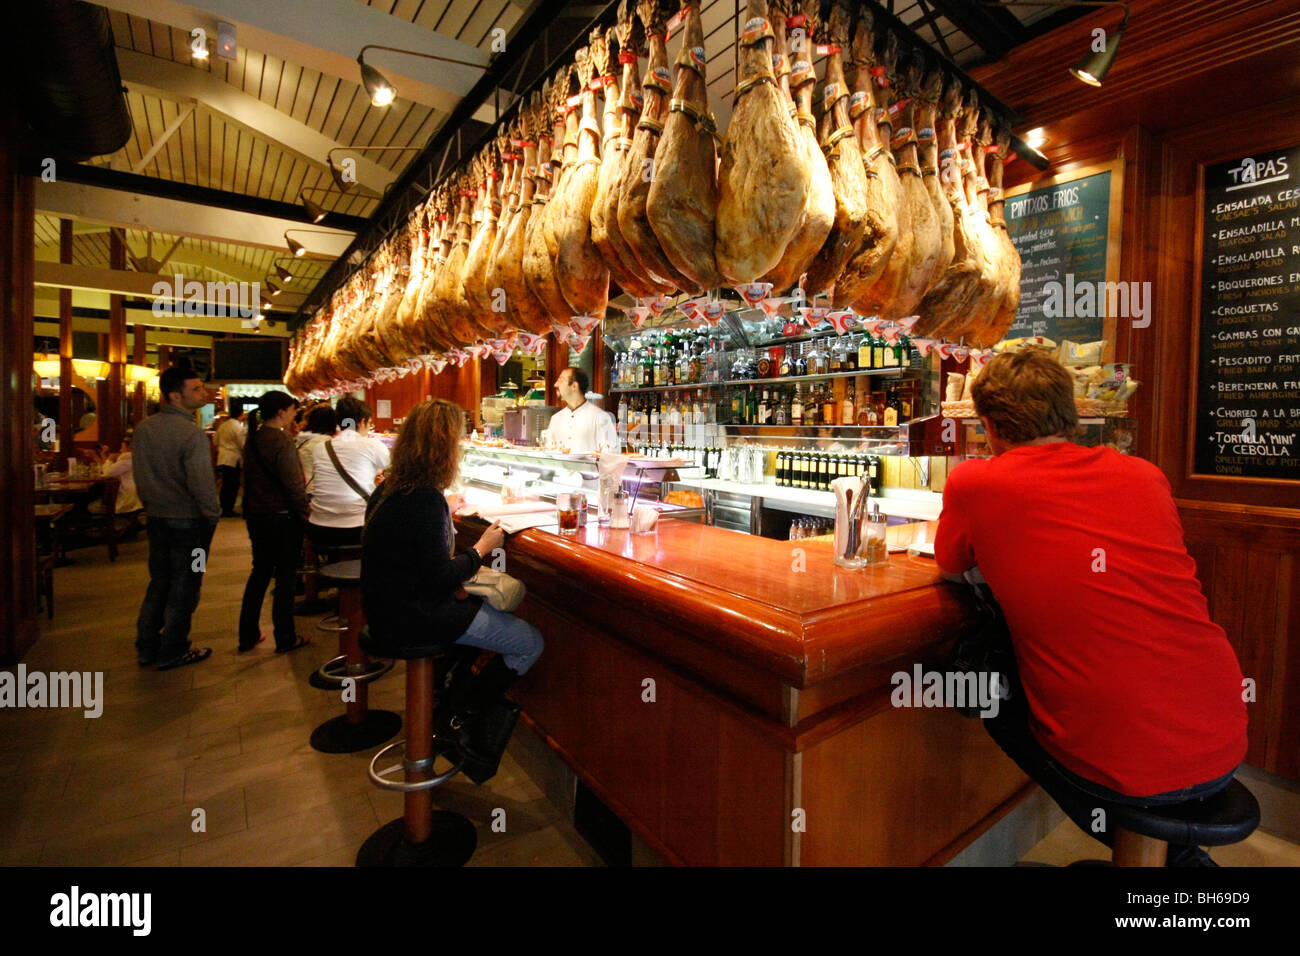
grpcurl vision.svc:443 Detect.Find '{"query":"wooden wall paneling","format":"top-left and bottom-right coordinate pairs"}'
top-left (1270, 553), bottom-right (1299, 778)
top-left (1240, 548), bottom-right (1283, 769)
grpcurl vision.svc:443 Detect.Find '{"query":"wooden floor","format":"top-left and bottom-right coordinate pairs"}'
top-left (0, 517), bottom-right (602, 867)
top-left (3, 517), bottom-right (1296, 867)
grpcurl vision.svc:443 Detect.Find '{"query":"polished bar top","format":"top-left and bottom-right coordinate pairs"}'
top-left (456, 487), bottom-right (975, 688)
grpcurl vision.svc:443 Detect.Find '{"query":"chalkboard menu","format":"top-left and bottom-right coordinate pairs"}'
top-left (1004, 169), bottom-right (1115, 343)
top-left (1194, 144), bottom-right (1300, 480)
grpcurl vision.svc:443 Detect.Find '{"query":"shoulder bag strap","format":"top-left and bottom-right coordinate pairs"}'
top-left (325, 439), bottom-right (371, 501)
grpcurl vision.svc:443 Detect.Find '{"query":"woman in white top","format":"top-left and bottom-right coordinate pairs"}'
top-left (295, 404), bottom-right (336, 493)
top-left (307, 396), bottom-right (390, 550)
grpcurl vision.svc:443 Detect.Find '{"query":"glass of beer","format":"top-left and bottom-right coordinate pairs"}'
top-left (556, 492), bottom-right (586, 535)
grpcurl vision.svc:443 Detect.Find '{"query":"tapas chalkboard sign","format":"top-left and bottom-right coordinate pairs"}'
top-left (1193, 144), bottom-right (1300, 481)
top-left (1003, 160), bottom-right (1125, 350)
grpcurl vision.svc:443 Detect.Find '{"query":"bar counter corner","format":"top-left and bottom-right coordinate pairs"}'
top-left (453, 512), bottom-right (1029, 866)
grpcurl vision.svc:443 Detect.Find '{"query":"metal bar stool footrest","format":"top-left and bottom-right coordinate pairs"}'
top-left (311, 653), bottom-right (394, 689)
top-left (368, 736), bottom-right (465, 791)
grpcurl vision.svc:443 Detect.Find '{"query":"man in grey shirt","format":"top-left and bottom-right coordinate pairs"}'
top-left (132, 366), bottom-right (220, 670)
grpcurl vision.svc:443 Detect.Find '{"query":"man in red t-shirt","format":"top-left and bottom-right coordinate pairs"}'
top-left (935, 349), bottom-right (1247, 865)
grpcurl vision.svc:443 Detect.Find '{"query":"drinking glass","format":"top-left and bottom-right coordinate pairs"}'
top-left (556, 491), bottom-right (586, 535)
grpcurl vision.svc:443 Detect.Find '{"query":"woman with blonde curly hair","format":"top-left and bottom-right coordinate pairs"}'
top-left (361, 399), bottom-right (543, 783)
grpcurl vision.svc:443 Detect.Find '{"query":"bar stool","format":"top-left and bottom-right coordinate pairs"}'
top-left (307, 545), bottom-right (365, 688)
top-left (308, 560), bottom-right (400, 754)
top-left (356, 628), bottom-right (478, 867)
top-left (1103, 779), bottom-right (1260, 866)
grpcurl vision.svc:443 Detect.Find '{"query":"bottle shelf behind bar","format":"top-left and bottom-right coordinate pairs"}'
top-left (609, 367), bottom-right (907, 394)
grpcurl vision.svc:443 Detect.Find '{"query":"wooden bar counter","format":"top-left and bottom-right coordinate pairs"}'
top-left (453, 510), bottom-right (1028, 865)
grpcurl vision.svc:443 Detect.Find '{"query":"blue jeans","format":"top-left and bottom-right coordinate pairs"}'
top-left (136, 517), bottom-right (216, 663)
top-left (453, 603), bottom-right (544, 675)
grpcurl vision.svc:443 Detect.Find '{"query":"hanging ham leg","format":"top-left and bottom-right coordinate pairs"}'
top-left (802, 0), bottom-right (871, 297)
top-left (716, 0), bottom-right (814, 284)
top-left (760, 0), bottom-right (834, 295)
top-left (524, 73), bottom-right (578, 323)
top-left (841, 14), bottom-right (907, 315)
top-left (594, 3), bottom-right (674, 298)
top-left (617, 0), bottom-right (696, 292)
top-left (959, 113), bottom-right (1011, 344)
top-left (647, 1), bottom-right (721, 292)
top-left (464, 145), bottom-right (511, 335)
top-left (975, 122), bottom-right (1022, 347)
top-left (550, 38), bottom-right (611, 317)
top-left (496, 99), bottom-right (554, 335)
top-left (886, 53), bottom-right (944, 318)
top-left (916, 68), bottom-right (955, 286)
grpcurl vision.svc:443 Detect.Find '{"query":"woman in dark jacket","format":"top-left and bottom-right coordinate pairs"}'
top-left (238, 390), bottom-right (311, 653)
top-left (362, 398), bottom-right (543, 782)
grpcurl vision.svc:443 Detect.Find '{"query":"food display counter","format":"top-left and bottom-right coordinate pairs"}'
top-left (452, 492), bottom-right (1026, 866)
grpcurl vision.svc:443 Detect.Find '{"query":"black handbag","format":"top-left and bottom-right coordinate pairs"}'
top-left (948, 582), bottom-right (1019, 718)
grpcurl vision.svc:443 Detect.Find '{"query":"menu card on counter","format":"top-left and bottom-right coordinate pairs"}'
top-left (1194, 144), bottom-right (1300, 480)
top-left (1004, 167), bottom-right (1116, 344)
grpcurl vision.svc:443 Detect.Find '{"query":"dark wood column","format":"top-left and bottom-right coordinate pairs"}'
top-left (58, 219), bottom-right (74, 453)
top-left (131, 322), bottom-right (147, 425)
top-left (103, 231), bottom-right (127, 449)
top-left (1, 110), bottom-right (37, 663)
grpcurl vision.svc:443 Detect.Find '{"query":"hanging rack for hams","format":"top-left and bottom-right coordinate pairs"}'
top-left (285, 0), bottom-right (1032, 397)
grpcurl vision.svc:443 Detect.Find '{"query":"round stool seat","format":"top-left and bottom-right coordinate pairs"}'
top-left (318, 559), bottom-right (362, 587)
top-left (1108, 780), bottom-right (1260, 847)
top-left (359, 626), bottom-right (454, 661)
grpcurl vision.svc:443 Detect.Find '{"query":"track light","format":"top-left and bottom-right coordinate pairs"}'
top-left (275, 264), bottom-right (295, 283)
top-left (285, 233), bottom-right (306, 257)
top-left (355, 44), bottom-right (491, 109)
top-left (301, 194), bottom-right (328, 224)
top-left (326, 146), bottom-right (420, 193)
top-left (986, 2), bottom-right (1131, 87)
top-left (1069, 7), bottom-right (1129, 86)
top-left (359, 58), bottom-right (396, 107)
top-left (266, 277), bottom-right (283, 296)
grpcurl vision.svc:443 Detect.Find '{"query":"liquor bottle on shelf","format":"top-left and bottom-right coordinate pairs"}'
top-left (807, 339), bottom-right (827, 376)
top-left (883, 386), bottom-right (901, 427)
top-left (779, 345), bottom-right (794, 377)
top-left (649, 399), bottom-right (660, 443)
top-left (843, 336), bottom-right (857, 371)
top-left (884, 335), bottom-right (900, 368)
top-left (858, 332), bottom-right (873, 370)
top-left (791, 386), bottom-right (804, 425)
top-left (821, 386), bottom-right (836, 425)
top-left (830, 337), bottom-right (844, 373)
top-left (841, 384), bottom-right (856, 426)
top-left (794, 342), bottom-right (809, 377)
top-left (871, 335), bottom-right (886, 369)
top-left (773, 388), bottom-right (790, 426)
top-left (867, 455), bottom-right (882, 496)
top-left (759, 389), bottom-right (771, 425)
top-left (643, 347), bottom-right (654, 387)
top-left (746, 386), bottom-right (758, 426)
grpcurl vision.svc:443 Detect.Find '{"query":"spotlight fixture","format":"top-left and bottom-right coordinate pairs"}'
top-left (274, 264), bottom-right (295, 283)
top-left (1069, 6), bottom-right (1129, 86)
top-left (301, 194), bottom-right (327, 224)
top-left (986, 1), bottom-right (1130, 87)
top-left (1023, 127), bottom-right (1050, 149)
top-left (283, 229), bottom-right (352, 260)
top-left (325, 145), bottom-right (420, 192)
top-left (355, 44), bottom-right (492, 108)
top-left (266, 277), bottom-right (283, 296)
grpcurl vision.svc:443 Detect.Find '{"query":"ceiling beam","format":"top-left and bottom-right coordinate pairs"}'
top-left (37, 236), bottom-right (328, 288)
top-left (96, 0), bottom-right (504, 120)
top-left (36, 179), bottom-right (355, 256)
top-left (41, 163), bottom-right (369, 231)
top-left (35, 319), bottom-right (218, 349)
top-left (34, 261), bottom-right (305, 312)
top-left (116, 50), bottom-right (395, 194)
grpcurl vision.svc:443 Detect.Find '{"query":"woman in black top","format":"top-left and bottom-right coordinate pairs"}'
top-left (362, 398), bottom-right (543, 782)
top-left (237, 390), bottom-right (311, 653)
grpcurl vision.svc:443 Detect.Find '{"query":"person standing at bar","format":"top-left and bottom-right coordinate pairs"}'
top-left (238, 390), bottom-right (311, 654)
top-left (215, 410), bottom-right (246, 517)
top-left (131, 366), bottom-right (219, 670)
top-left (548, 366), bottom-right (618, 453)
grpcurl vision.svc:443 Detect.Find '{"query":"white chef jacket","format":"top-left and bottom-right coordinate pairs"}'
top-left (215, 417), bottom-right (246, 468)
top-left (306, 429), bottom-right (391, 528)
top-left (549, 399), bottom-right (619, 453)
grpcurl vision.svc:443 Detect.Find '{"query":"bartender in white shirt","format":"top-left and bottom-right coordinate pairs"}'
top-left (548, 366), bottom-right (619, 453)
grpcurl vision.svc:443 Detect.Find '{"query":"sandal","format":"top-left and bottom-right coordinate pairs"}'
top-left (156, 647), bottom-right (212, 671)
top-left (274, 635), bottom-right (312, 654)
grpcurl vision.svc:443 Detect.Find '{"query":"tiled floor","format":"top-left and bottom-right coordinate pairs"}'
top-left (4, 519), bottom-right (1297, 868)
top-left (1, 518), bottom-right (601, 868)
